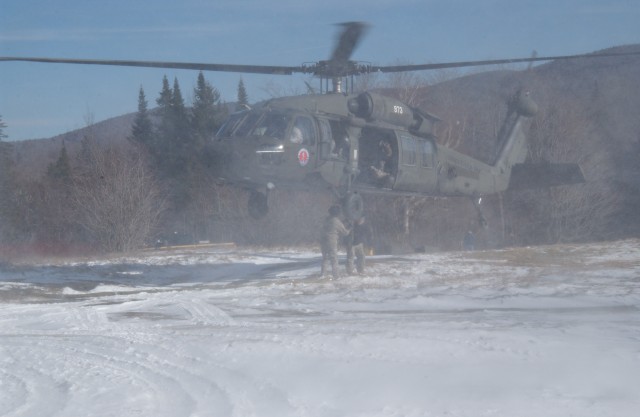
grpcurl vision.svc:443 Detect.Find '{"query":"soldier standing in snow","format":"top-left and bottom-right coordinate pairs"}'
top-left (320, 205), bottom-right (350, 279)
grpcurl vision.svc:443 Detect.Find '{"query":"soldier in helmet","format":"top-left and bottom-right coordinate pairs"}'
top-left (320, 205), bottom-right (350, 279)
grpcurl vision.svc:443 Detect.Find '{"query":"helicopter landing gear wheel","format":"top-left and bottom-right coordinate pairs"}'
top-left (248, 190), bottom-right (269, 219)
top-left (343, 192), bottom-right (364, 222)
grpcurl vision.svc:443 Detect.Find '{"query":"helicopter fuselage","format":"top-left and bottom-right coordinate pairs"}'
top-left (211, 90), bottom-right (537, 219)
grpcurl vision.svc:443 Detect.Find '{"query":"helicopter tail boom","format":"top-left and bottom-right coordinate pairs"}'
top-left (508, 163), bottom-right (585, 189)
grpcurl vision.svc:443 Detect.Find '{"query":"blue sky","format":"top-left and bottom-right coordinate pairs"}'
top-left (1, 0), bottom-right (639, 141)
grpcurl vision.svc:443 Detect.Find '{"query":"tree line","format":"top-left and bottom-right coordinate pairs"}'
top-left (1, 73), bottom-right (236, 255)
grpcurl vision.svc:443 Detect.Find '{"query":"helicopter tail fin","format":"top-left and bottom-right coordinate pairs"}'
top-left (508, 163), bottom-right (585, 190)
top-left (493, 90), bottom-right (537, 171)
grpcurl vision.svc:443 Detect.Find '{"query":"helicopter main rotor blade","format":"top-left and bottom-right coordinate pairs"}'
top-left (329, 21), bottom-right (369, 63)
top-left (372, 50), bottom-right (640, 73)
top-left (3, 48), bottom-right (639, 79)
top-left (0, 56), bottom-right (304, 76)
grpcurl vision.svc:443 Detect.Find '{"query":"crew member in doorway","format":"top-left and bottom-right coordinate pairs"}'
top-left (346, 216), bottom-right (372, 275)
top-left (370, 139), bottom-right (394, 186)
top-left (320, 205), bottom-right (351, 279)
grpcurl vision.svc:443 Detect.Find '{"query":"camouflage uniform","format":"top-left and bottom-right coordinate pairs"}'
top-left (320, 207), bottom-right (350, 279)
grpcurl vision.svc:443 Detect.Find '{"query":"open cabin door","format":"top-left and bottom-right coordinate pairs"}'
top-left (356, 127), bottom-right (398, 189)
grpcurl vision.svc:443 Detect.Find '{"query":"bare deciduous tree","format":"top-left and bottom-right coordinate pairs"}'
top-left (507, 93), bottom-right (619, 244)
top-left (73, 142), bottom-right (165, 252)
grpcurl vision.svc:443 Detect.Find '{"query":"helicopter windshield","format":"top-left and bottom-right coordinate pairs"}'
top-left (234, 111), bottom-right (263, 137)
top-left (215, 111), bottom-right (246, 138)
top-left (251, 113), bottom-right (290, 139)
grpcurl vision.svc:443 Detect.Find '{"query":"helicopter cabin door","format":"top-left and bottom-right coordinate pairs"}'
top-left (316, 118), bottom-right (351, 188)
top-left (279, 114), bottom-right (318, 181)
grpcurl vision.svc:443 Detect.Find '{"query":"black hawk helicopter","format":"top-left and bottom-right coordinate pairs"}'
top-left (2, 22), bottom-right (635, 223)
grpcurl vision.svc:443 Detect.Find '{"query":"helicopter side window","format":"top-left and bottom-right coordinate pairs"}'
top-left (400, 135), bottom-right (417, 166)
top-left (421, 140), bottom-right (434, 168)
top-left (328, 120), bottom-right (349, 159)
top-left (318, 118), bottom-right (333, 157)
top-left (289, 116), bottom-right (316, 145)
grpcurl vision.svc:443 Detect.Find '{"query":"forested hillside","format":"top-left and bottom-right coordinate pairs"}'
top-left (1, 45), bottom-right (639, 257)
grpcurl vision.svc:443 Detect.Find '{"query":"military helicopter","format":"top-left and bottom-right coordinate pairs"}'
top-left (2, 22), bottom-right (634, 223)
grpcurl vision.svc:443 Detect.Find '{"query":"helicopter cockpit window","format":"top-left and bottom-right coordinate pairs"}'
top-left (252, 113), bottom-right (290, 139)
top-left (234, 111), bottom-right (262, 137)
top-left (289, 116), bottom-right (316, 145)
top-left (216, 112), bottom-right (246, 138)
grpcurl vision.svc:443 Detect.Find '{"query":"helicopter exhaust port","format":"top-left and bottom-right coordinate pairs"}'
top-left (513, 91), bottom-right (538, 117)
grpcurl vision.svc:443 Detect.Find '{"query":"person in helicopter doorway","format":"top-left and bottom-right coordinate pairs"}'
top-left (370, 139), bottom-right (395, 187)
top-left (346, 215), bottom-right (373, 275)
top-left (320, 205), bottom-right (351, 279)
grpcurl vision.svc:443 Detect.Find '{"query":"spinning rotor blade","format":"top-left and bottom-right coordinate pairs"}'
top-left (0, 56), bottom-right (304, 76)
top-left (329, 21), bottom-right (369, 63)
top-left (372, 50), bottom-right (640, 73)
top-left (2, 22), bottom-right (639, 80)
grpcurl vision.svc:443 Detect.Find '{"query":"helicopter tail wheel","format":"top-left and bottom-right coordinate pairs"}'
top-left (343, 192), bottom-right (364, 221)
top-left (248, 190), bottom-right (269, 219)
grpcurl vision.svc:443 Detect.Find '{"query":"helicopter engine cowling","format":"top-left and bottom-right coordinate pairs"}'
top-left (348, 92), bottom-right (435, 137)
top-left (348, 92), bottom-right (414, 126)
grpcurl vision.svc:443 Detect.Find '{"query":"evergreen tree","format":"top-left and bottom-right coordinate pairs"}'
top-left (0, 115), bottom-right (7, 141)
top-left (155, 75), bottom-right (174, 158)
top-left (0, 115), bottom-right (15, 242)
top-left (155, 76), bottom-right (176, 170)
top-left (236, 77), bottom-right (249, 111)
top-left (156, 76), bottom-right (173, 115)
top-left (46, 141), bottom-right (72, 184)
top-left (170, 77), bottom-right (190, 140)
top-left (0, 115), bottom-right (9, 163)
top-left (0, 115), bottom-right (13, 184)
top-left (0, 115), bottom-right (10, 171)
top-left (131, 86), bottom-right (154, 146)
top-left (154, 76), bottom-right (195, 186)
top-left (192, 71), bottom-right (220, 147)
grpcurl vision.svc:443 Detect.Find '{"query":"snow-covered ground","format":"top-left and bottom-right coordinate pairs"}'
top-left (1, 240), bottom-right (639, 417)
